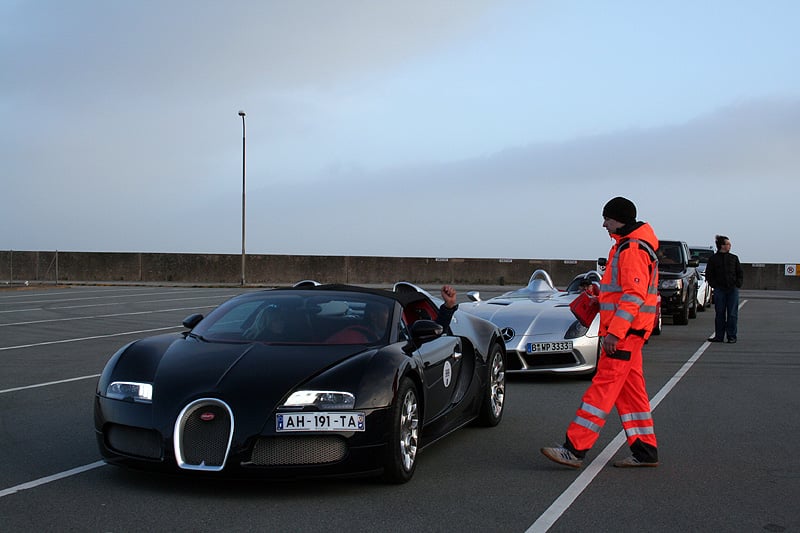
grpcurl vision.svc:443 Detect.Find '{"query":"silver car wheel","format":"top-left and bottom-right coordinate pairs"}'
top-left (477, 343), bottom-right (507, 425)
top-left (489, 350), bottom-right (505, 418)
top-left (399, 388), bottom-right (419, 471)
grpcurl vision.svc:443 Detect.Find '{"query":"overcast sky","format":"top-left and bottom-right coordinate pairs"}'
top-left (3, 1), bottom-right (799, 264)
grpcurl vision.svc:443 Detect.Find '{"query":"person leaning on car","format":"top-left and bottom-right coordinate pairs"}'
top-left (436, 285), bottom-right (459, 329)
top-left (397, 285), bottom-right (459, 337)
top-left (542, 196), bottom-right (661, 469)
top-left (704, 235), bottom-right (743, 343)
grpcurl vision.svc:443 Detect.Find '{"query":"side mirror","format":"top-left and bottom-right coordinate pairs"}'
top-left (597, 258), bottom-right (607, 267)
top-left (182, 313), bottom-right (204, 329)
top-left (409, 319), bottom-right (444, 345)
top-left (467, 290), bottom-right (481, 302)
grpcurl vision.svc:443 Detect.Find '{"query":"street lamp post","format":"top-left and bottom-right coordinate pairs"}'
top-left (238, 110), bottom-right (246, 286)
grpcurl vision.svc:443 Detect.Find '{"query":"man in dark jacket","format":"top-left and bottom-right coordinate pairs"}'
top-left (704, 235), bottom-right (744, 343)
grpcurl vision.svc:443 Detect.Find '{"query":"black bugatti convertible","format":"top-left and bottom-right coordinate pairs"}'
top-left (94, 283), bottom-right (506, 483)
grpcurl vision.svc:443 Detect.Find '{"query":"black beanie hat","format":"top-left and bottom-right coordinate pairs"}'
top-left (602, 196), bottom-right (637, 224)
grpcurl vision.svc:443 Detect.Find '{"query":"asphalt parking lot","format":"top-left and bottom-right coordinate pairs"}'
top-left (1, 285), bottom-right (798, 532)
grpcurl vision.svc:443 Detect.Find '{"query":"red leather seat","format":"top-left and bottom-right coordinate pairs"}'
top-left (403, 301), bottom-right (438, 326)
top-left (325, 325), bottom-right (371, 344)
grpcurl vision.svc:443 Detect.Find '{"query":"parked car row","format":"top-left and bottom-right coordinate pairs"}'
top-left (93, 243), bottom-right (713, 484)
top-left (459, 241), bottom-right (713, 381)
top-left (458, 240), bottom-right (715, 383)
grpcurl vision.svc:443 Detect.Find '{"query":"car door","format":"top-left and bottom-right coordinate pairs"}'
top-left (415, 335), bottom-right (463, 423)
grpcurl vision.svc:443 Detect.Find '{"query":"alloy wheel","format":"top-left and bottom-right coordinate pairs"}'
top-left (399, 389), bottom-right (419, 471)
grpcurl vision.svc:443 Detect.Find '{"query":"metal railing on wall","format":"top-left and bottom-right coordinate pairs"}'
top-left (3, 250), bottom-right (59, 286)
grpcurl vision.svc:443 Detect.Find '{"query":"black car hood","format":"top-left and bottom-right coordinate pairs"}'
top-left (149, 339), bottom-right (369, 430)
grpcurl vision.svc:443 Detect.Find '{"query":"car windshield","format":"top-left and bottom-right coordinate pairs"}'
top-left (565, 272), bottom-right (601, 293)
top-left (690, 248), bottom-right (713, 264)
top-left (190, 290), bottom-right (395, 345)
top-left (657, 243), bottom-right (684, 272)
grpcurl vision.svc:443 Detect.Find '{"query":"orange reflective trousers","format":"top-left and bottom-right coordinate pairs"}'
top-left (566, 335), bottom-right (657, 453)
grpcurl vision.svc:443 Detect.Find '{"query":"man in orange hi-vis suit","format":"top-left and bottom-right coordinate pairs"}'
top-left (542, 196), bottom-right (661, 468)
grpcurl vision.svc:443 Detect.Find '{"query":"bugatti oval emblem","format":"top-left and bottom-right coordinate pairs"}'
top-left (200, 412), bottom-right (216, 421)
top-left (500, 327), bottom-right (515, 342)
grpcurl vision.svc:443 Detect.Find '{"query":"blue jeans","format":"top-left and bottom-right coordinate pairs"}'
top-left (713, 287), bottom-right (739, 341)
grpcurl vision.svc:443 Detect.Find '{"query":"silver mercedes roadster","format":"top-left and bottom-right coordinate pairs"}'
top-left (460, 270), bottom-right (601, 377)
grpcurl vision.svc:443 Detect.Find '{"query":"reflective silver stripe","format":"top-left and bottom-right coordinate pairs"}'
top-left (615, 309), bottom-right (635, 322)
top-left (580, 402), bottom-right (608, 419)
top-left (640, 305), bottom-right (657, 314)
top-left (620, 412), bottom-right (652, 422)
top-left (629, 238), bottom-right (658, 263)
top-left (610, 246), bottom-right (622, 289)
top-left (573, 416), bottom-right (602, 433)
top-left (620, 294), bottom-right (644, 306)
top-left (601, 283), bottom-right (622, 293)
top-left (625, 426), bottom-right (655, 437)
top-left (599, 303), bottom-right (616, 311)
top-left (634, 239), bottom-right (660, 297)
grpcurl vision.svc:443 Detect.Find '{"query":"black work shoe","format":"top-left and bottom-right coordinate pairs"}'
top-left (727, 338), bottom-right (737, 343)
top-left (707, 337), bottom-right (723, 342)
top-left (613, 456), bottom-right (659, 468)
top-left (541, 446), bottom-right (583, 468)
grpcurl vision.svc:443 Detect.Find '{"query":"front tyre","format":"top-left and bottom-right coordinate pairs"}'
top-left (674, 294), bottom-right (690, 325)
top-left (382, 377), bottom-right (419, 483)
top-left (476, 343), bottom-right (505, 426)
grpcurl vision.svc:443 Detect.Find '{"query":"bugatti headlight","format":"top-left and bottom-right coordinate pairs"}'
top-left (106, 381), bottom-right (153, 403)
top-left (565, 320), bottom-right (589, 339)
top-left (283, 390), bottom-right (355, 410)
top-left (659, 279), bottom-right (683, 290)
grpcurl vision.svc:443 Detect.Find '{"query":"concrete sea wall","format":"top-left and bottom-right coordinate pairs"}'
top-left (1, 250), bottom-right (797, 290)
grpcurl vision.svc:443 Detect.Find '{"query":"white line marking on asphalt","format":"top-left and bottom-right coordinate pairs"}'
top-left (0, 290), bottom-right (193, 306)
top-left (0, 292), bottom-right (238, 314)
top-left (0, 374), bottom-right (101, 395)
top-left (527, 301), bottom-right (748, 532)
top-left (0, 287), bottom-right (146, 300)
top-left (0, 325), bottom-right (182, 351)
top-left (50, 294), bottom-right (237, 310)
top-left (0, 462), bottom-right (106, 498)
top-left (0, 305), bottom-right (215, 327)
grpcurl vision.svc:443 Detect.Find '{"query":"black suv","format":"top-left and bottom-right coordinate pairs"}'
top-left (657, 240), bottom-right (699, 325)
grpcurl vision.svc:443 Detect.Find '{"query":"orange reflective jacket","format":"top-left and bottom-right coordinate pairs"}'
top-left (598, 223), bottom-right (659, 340)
